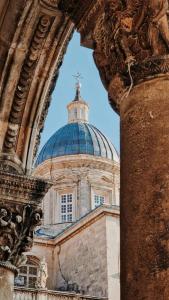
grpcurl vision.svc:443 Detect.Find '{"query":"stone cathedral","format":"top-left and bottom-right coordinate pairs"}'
top-left (14, 83), bottom-right (120, 300)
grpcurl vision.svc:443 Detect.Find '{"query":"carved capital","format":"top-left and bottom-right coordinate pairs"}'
top-left (0, 205), bottom-right (42, 268)
top-left (62, 0), bottom-right (169, 113)
top-left (0, 171), bottom-right (51, 270)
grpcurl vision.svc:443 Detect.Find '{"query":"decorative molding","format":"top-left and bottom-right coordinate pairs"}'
top-left (0, 171), bottom-right (52, 204)
top-left (32, 21), bottom-right (74, 161)
top-left (0, 170), bottom-right (51, 270)
top-left (4, 14), bottom-right (52, 152)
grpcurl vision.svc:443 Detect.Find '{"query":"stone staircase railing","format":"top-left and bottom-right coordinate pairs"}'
top-left (14, 287), bottom-right (107, 300)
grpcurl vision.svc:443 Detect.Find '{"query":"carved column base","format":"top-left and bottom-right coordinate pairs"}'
top-left (0, 265), bottom-right (14, 300)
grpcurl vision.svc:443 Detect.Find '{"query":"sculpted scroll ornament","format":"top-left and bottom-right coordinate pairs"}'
top-left (93, 0), bottom-right (169, 110)
top-left (0, 205), bottom-right (42, 269)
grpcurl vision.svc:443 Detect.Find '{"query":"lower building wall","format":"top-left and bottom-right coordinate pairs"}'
top-left (31, 209), bottom-right (120, 299)
top-left (55, 216), bottom-right (108, 298)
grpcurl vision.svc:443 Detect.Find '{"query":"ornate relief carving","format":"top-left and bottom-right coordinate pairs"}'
top-left (0, 171), bottom-right (51, 270)
top-left (33, 24), bottom-right (74, 161)
top-left (4, 14), bottom-right (52, 152)
top-left (92, 0), bottom-right (169, 111)
top-left (0, 205), bottom-right (42, 267)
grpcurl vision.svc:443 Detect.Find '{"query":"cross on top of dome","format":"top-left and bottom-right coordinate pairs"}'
top-left (67, 75), bottom-right (89, 123)
top-left (73, 72), bottom-right (83, 101)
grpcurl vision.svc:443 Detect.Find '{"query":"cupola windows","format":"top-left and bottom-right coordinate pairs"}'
top-left (61, 194), bottom-right (73, 222)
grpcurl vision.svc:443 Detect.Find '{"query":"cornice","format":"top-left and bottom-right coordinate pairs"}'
top-left (33, 154), bottom-right (120, 178)
top-left (0, 171), bottom-right (52, 204)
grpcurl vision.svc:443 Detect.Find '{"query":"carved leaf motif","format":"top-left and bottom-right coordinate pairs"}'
top-left (0, 205), bottom-right (42, 267)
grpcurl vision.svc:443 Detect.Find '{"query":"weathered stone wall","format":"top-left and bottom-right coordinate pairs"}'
top-left (55, 216), bottom-right (108, 297)
top-left (31, 207), bottom-right (120, 299)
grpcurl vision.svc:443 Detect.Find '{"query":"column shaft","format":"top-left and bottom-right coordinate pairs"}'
top-left (120, 77), bottom-right (169, 299)
top-left (0, 267), bottom-right (14, 300)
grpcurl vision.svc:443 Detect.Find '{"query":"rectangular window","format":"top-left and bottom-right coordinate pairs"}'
top-left (67, 214), bottom-right (72, 222)
top-left (61, 194), bottom-right (73, 222)
top-left (15, 263), bottom-right (38, 288)
top-left (94, 195), bottom-right (105, 208)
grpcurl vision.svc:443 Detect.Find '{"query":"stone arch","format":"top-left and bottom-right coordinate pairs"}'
top-left (0, 0), bottom-right (111, 174)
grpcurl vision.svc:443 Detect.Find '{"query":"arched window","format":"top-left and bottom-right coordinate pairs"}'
top-left (14, 257), bottom-right (39, 288)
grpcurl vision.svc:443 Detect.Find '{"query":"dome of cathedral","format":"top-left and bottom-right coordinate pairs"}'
top-left (36, 79), bottom-right (119, 166)
top-left (36, 122), bottom-right (119, 166)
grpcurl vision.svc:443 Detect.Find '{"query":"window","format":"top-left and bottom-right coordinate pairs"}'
top-left (80, 108), bottom-right (84, 119)
top-left (74, 108), bottom-right (78, 118)
top-left (94, 195), bottom-right (105, 208)
top-left (61, 194), bottom-right (73, 222)
top-left (15, 259), bottom-right (38, 288)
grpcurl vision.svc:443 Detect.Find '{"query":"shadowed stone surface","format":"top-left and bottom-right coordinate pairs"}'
top-left (0, 266), bottom-right (14, 300)
top-left (120, 77), bottom-right (169, 299)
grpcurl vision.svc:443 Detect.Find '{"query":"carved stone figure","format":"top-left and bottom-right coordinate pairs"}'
top-left (135, 0), bottom-right (169, 56)
top-left (36, 257), bottom-right (48, 289)
top-left (0, 208), bottom-right (9, 227)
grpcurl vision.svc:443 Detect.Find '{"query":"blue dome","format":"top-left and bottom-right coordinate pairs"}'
top-left (36, 123), bottom-right (119, 166)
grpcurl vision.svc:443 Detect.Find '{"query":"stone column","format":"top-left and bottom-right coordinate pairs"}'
top-left (68, 0), bottom-right (169, 299)
top-left (120, 77), bottom-right (169, 299)
top-left (0, 266), bottom-right (14, 300)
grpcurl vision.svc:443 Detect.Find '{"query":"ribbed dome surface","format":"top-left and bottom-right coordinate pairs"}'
top-left (36, 122), bottom-right (119, 166)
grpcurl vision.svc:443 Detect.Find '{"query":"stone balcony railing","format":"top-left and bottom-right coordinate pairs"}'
top-left (14, 287), bottom-right (107, 300)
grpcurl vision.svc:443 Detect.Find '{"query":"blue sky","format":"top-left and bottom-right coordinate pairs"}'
top-left (39, 32), bottom-right (120, 154)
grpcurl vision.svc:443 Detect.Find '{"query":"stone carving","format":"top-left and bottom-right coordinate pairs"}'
top-left (0, 171), bottom-right (51, 271)
top-left (40, 0), bottom-right (58, 10)
top-left (0, 205), bottom-right (42, 268)
top-left (4, 14), bottom-right (52, 152)
top-left (135, 0), bottom-right (169, 56)
top-left (36, 257), bottom-right (48, 289)
top-left (91, 0), bottom-right (169, 110)
top-left (32, 26), bottom-right (74, 161)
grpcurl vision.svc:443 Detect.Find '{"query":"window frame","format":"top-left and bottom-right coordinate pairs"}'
top-left (15, 260), bottom-right (38, 288)
top-left (60, 193), bottom-right (73, 223)
top-left (94, 194), bottom-right (105, 208)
